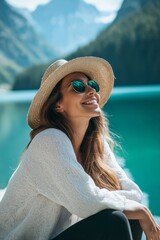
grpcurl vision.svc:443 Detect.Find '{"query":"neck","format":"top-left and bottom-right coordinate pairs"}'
top-left (70, 118), bottom-right (89, 157)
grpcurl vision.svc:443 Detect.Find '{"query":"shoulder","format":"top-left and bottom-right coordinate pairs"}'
top-left (28, 128), bottom-right (72, 151)
top-left (37, 128), bottom-right (69, 138)
top-left (35, 128), bottom-right (70, 142)
top-left (23, 128), bottom-right (75, 167)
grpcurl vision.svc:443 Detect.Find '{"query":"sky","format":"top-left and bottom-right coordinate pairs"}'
top-left (6, 0), bottom-right (123, 12)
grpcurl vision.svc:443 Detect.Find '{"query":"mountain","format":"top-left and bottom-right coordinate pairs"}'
top-left (115, 0), bottom-right (156, 20)
top-left (31, 0), bottom-right (110, 54)
top-left (12, 0), bottom-right (160, 90)
top-left (0, 0), bottom-right (58, 87)
top-left (67, 0), bottom-right (160, 86)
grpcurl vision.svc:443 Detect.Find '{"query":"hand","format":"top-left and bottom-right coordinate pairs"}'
top-left (123, 199), bottom-right (160, 240)
top-left (139, 207), bottom-right (160, 240)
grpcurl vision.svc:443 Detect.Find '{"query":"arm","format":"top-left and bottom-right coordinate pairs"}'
top-left (104, 140), bottom-right (143, 202)
top-left (124, 199), bottom-right (160, 240)
top-left (104, 141), bottom-right (160, 239)
top-left (23, 129), bottom-right (126, 218)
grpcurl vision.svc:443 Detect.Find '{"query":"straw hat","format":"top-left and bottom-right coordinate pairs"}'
top-left (27, 56), bottom-right (114, 129)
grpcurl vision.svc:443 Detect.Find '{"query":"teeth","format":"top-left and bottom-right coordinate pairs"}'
top-left (84, 100), bottom-right (97, 105)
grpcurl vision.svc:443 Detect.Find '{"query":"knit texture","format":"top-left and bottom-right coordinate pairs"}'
top-left (0, 128), bottom-right (142, 240)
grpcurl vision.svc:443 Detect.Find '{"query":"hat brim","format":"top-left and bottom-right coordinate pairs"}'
top-left (28, 56), bottom-right (114, 129)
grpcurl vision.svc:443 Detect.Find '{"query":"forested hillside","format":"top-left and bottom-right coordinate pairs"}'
top-left (68, 0), bottom-right (160, 86)
top-left (12, 0), bottom-right (160, 89)
top-left (0, 0), bottom-right (58, 87)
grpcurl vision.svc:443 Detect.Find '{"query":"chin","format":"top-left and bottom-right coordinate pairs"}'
top-left (90, 109), bottom-right (101, 117)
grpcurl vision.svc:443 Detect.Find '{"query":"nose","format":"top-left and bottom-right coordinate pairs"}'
top-left (86, 85), bottom-right (96, 95)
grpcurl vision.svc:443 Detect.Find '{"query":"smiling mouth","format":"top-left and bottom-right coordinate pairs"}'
top-left (82, 99), bottom-right (98, 105)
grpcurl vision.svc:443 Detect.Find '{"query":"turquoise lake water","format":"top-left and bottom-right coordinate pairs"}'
top-left (0, 86), bottom-right (160, 216)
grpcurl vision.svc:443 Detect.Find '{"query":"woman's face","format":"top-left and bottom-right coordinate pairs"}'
top-left (56, 72), bottom-right (101, 122)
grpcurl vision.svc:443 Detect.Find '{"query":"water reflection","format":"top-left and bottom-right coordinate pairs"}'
top-left (0, 86), bottom-right (160, 216)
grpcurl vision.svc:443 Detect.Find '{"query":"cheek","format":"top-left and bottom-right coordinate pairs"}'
top-left (96, 93), bottom-right (100, 104)
top-left (61, 93), bottom-right (81, 110)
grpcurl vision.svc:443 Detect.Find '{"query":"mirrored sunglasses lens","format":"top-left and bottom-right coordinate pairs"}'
top-left (72, 81), bottom-right (86, 93)
top-left (88, 80), bottom-right (99, 92)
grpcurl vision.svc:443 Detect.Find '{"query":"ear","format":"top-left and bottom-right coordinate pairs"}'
top-left (55, 103), bottom-right (64, 113)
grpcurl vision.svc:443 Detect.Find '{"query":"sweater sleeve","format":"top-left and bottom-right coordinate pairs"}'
top-left (23, 129), bottom-right (126, 218)
top-left (103, 140), bottom-right (143, 202)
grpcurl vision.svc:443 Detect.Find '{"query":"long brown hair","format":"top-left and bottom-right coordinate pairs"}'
top-left (28, 79), bottom-right (121, 191)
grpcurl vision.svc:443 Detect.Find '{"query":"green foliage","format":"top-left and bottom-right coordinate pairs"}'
top-left (12, 64), bottom-right (49, 90)
top-left (0, 0), bottom-right (58, 88)
top-left (0, 52), bottom-right (22, 85)
top-left (67, 0), bottom-right (160, 86)
top-left (12, 0), bottom-right (160, 89)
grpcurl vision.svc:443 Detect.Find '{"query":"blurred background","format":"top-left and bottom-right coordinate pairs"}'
top-left (0, 0), bottom-right (160, 226)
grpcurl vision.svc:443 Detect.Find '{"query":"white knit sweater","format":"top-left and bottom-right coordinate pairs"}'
top-left (0, 128), bottom-right (142, 240)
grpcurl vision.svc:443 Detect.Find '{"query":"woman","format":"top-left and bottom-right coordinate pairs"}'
top-left (0, 57), bottom-right (159, 240)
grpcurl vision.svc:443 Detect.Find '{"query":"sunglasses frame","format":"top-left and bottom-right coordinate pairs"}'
top-left (71, 79), bottom-right (100, 93)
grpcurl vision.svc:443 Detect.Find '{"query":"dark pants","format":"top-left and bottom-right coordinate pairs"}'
top-left (53, 209), bottom-right (143, 240)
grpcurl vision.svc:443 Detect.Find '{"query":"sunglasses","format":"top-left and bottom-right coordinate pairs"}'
top-left (71, 80), bottom-right (99, 93)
